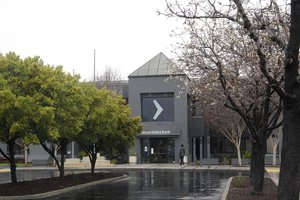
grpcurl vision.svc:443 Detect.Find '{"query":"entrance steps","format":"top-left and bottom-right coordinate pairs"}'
top-left (65, 153), bottom-right (112, 168)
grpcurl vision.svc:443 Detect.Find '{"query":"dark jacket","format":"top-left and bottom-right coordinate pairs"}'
top-left (179, 147), bottom-right (185, 158)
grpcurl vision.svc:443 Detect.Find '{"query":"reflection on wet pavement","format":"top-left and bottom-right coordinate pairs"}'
top-left (53, 170), bottom-right (249, 200)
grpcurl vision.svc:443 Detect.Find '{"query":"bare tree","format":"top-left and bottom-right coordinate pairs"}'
top-left (269, 125), bottom-right (282, 166)
top-left (190, 78), bottom-right (246, 166)
top-left (161, 0), bottom-right (285, 194)
top-left (15, 134), bottom-right (39, 164)
top-left (161, 0), bottom-right (300, 198)
top-left (96, 66), bottom-right (124, 95)
top-left (97, 65), bottom-right (122, 82)
top-left (202, 97), bottom-right (246, 166)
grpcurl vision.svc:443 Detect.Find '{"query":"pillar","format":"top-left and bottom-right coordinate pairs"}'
top-left (207, 136), bottom-right (210, 168)
top-left (193, 137), bottom-right (196, 164)
top-left (71, 141), bottom-right (74, 158)
top-left (200, 137), bottom-right (203, 161)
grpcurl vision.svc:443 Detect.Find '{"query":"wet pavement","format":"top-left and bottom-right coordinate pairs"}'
top-left (50, 169), bottom-right (248, 200)
top-left (1, 169), bottom-right (249, 200)
top-left (0, 165), bottom-right (250, 200)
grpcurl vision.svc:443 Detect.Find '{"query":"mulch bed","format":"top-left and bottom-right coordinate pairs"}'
top-left (226, 176), bottom-right (277, 200)
top-left (0, 173), bottom-right (121, 196)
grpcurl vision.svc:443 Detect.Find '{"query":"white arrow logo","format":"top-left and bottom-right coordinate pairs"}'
top-left (153, 100), bottom-right (163, 120)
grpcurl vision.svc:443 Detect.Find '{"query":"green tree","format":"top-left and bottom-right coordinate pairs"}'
top-left (0, 76), bottom-right (19, 184)
top-left (0, 52), bottom-right (87, 180)
top-left (78, 86), bottom-right (142, 174)
top-left (0, 53), bottom-right (38, 184)
top-left (0, 82), bottom-right (36, 184)
top-left (37, 67), bottom-right (88, 177)
top-left (0, 53), bottom-right (56, 184)
top-left (103, 92), bottom-right (143, 160)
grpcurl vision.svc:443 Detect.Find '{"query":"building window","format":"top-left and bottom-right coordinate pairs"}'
top-left (141, 93), bottom-right (174, 122)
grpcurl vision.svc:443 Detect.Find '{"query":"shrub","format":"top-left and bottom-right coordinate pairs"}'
top-left (110, 159), bottom-right (117, 164)
top-left (242, 151), bottom-right (252, 159)
top-left (79, 151), bottom-right (87, 159)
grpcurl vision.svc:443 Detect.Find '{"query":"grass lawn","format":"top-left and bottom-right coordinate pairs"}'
top-left (0, 163), bottom-right (32, 167)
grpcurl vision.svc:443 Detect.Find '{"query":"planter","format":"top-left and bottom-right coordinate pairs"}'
top-left (129, 156), bottom-right (137, 164)
top-left (200, 158), bottom-right (219, 165)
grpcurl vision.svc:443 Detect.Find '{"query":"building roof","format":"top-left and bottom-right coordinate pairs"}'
top-left (128, 52), bottom-right (185, 77)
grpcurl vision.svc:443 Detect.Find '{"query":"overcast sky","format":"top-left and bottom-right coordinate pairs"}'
top-left (0, 0), bottom-right (181, 80)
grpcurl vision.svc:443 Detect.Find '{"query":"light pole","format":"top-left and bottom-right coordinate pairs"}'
top-left (93, 49), bottom-right (96, 155)
top-left (93, 50), bottom-right (96, 85)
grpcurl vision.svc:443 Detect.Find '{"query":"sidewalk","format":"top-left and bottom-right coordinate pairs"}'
top-left (0, 165), bottom-right (10, 172)
top-left (265, 167), bottom-right (280, 185)
top-left (0, 163), bottom-right (250, 173)
top-left (0, 164), bottom-right (250, 173)
top-left (0, 168), bottom-right (9, 173)
top-left (0, 166), bottom-right (54, 173)
top-left (92, 163), bottom-right (251, 171)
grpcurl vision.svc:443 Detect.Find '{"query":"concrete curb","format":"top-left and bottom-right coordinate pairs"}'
top-left (221, 176), bottom-right (233, 200)
top-left (92, 165), bottom-right (250, 171)
top-left (0, 175), bottom-right (127, 200)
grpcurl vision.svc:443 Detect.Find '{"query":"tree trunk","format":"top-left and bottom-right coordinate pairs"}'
top-left (277, 0), bottom-right (300, 199)
top-left (272, 146), bottom-right (277, 166)
top-left (40, 142), bottom-right (61, 170)
top-left (236, 145), bottom-right (242, 166)
top-left (53, 147), bottom-right (57, 167)
top-left (24, 146), bottom-right (29, 164)
top-left (60, 144), bottom-right (66, 177)
top-left (91, 152), bottom-right (97, 174)
top-left (251, 140), bottom-right (266, 194)
top-left (277, 109), bottom-right (300, 199)
top-left (76, 141), bottom-right (97, 174)
top-left (8, 140), bottom-right (17, 185)
top-left (250, 146), bottom-right (254, 182)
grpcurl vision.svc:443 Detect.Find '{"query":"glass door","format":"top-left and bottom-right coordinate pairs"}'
top-left (141, 137), bottom-right (175, 163)
top-left (149, 138), bottom-right (175, 163)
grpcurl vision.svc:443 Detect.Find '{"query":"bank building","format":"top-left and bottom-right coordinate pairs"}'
top-left (0, 52), bottom-right (280, 165)
top-left (129, 52), bottom-right (198, 164)
top-left (96, 52), bottom-right (208, 164)
top-left (97, 52), bottom-right (254, 164)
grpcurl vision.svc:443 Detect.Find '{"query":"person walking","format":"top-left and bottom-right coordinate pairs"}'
top-left (179, 144), bottom-right (185, 166)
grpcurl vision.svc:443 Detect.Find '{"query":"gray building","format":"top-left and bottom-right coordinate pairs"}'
top-left (128, 52), bottom-right (205, 164)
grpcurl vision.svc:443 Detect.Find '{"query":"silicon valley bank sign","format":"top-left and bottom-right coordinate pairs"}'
top-left (140, 122), bottom-right (181, 136)
top-left (141, 130), bottom-right (171, 135)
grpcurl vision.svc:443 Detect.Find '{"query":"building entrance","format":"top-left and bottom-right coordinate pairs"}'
top-left (141, 138), bottom-right (175, 163)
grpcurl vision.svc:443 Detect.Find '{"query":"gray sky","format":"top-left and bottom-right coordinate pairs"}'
top-left (0, 0), bottom-right (180, 80)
